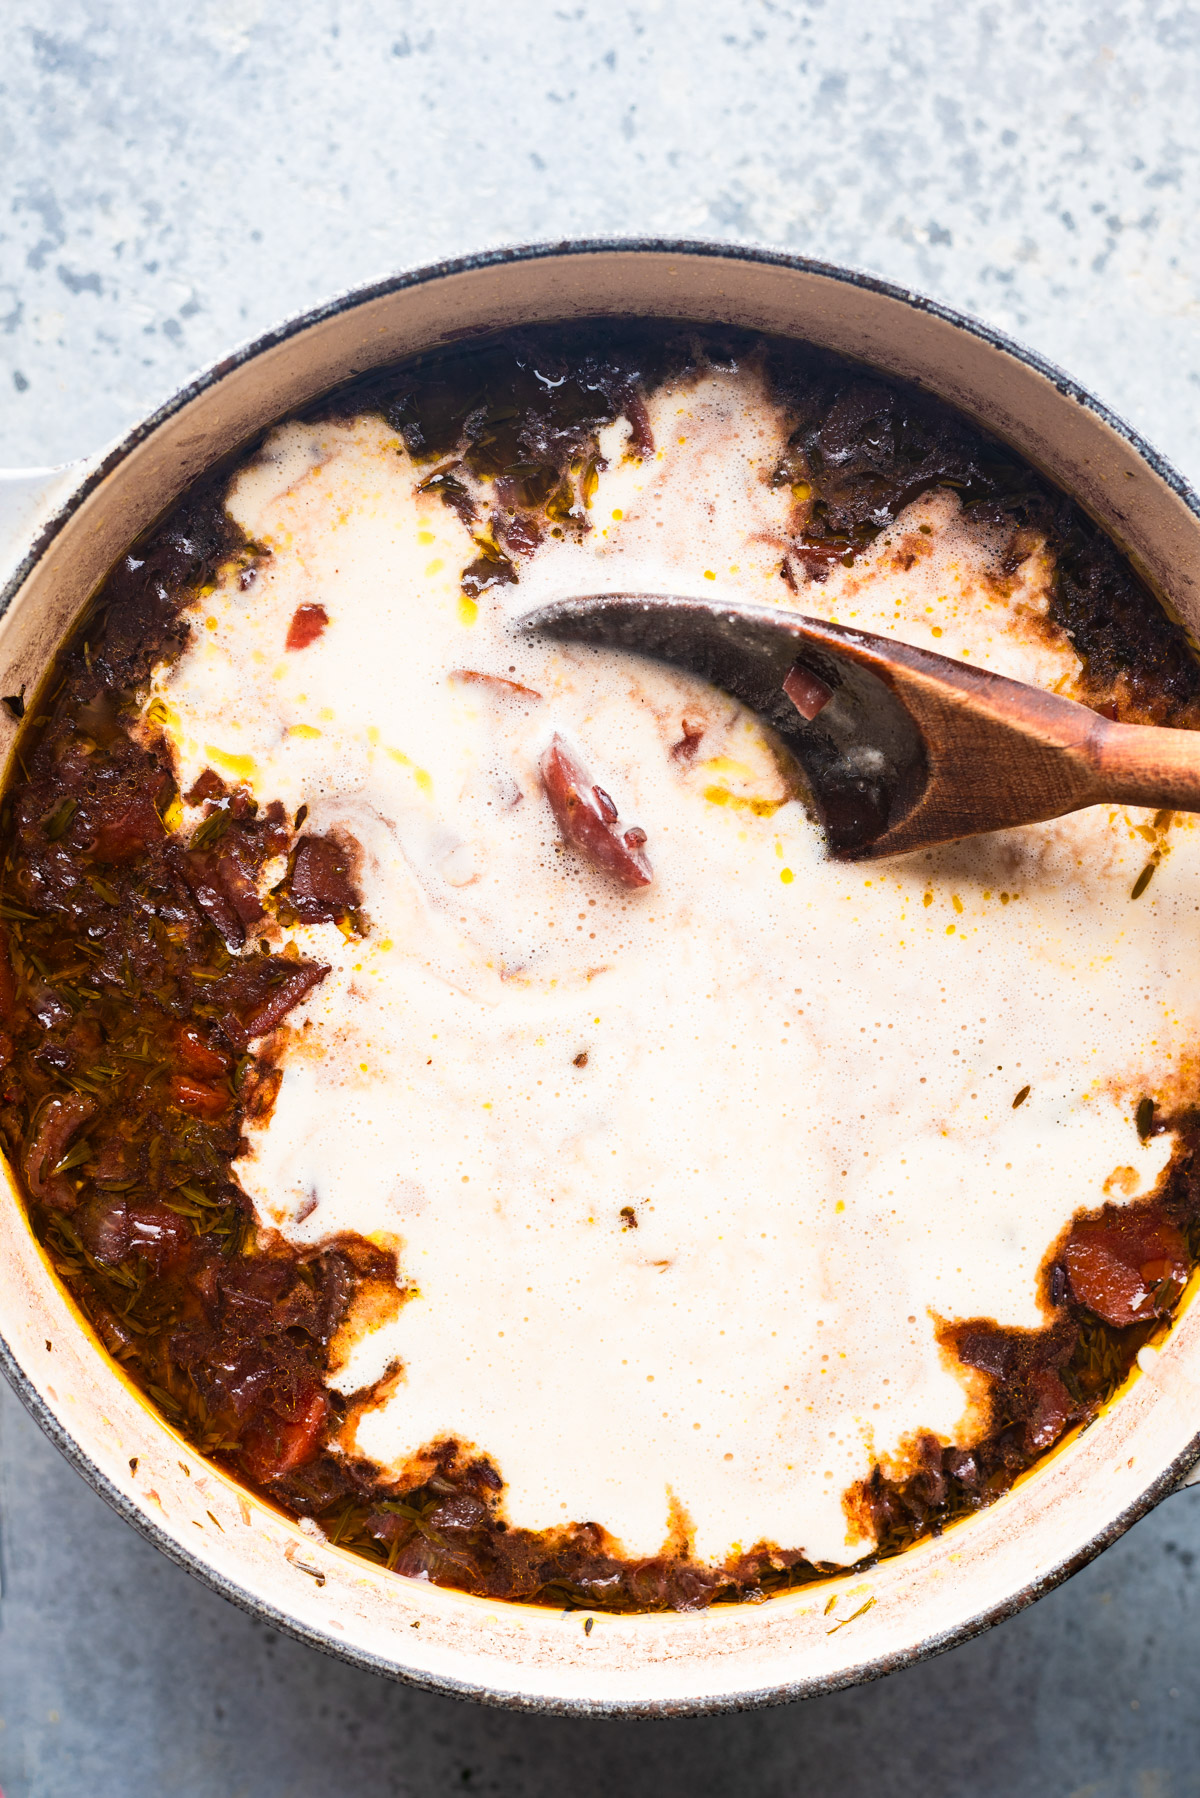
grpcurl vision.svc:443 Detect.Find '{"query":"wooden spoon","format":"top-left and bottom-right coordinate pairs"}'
top-left (519, 591), bottom-right (1200, 861)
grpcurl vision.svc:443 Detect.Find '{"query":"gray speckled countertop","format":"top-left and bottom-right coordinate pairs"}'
top-left (4, 5), bottom-right (1200, 1794)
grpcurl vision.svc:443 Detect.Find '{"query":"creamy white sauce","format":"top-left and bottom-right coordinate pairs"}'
top-left (149, 366), bottom-right (1198, 1568)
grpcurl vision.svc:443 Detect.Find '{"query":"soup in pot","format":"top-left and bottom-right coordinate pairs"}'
top-left (4, 322), bottom-right (1199, 1610)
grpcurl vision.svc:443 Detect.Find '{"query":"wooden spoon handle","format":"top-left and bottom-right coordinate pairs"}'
top-left (1088, 717), bottom-right (1200, 813)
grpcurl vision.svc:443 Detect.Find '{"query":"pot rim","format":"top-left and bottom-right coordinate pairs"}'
top-left (6, 236), bottom-right (1199, 609)
top-left (3, 234), bottom-right (1200, 1718)
top-left (4, 1324), bottom-right (1198, 1717)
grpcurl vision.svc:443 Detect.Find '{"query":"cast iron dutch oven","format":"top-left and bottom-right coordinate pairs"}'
top-left (2, 241), bottom-right (1200, 1715)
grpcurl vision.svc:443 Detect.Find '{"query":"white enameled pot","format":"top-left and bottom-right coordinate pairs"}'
top-left (2, 241), bottom-right (1200, 1717)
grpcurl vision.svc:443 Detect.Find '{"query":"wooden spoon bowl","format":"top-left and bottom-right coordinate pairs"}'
top-left (522, 592), bottom-right (1200, 860)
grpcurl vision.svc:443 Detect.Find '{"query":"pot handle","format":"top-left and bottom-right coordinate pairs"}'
top-left (0, 464), bottom-right (88, 588)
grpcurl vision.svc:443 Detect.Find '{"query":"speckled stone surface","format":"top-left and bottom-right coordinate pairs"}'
top-left (4, 3), bottom-right (1200, 1793)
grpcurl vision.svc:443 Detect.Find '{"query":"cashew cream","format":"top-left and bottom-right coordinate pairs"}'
top-left (148, 367), bottom-right (1193, 1568)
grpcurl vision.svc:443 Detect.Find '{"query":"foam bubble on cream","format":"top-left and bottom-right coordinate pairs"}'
top-left (150, 369), bottom-right (1194, 1567)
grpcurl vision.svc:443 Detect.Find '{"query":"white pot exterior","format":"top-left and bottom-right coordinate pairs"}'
top-left (2, 241), bottom-right (1199, 1715)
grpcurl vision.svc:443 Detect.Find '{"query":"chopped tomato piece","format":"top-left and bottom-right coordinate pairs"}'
top-left (238, 965), bottom-right (327, 1041)
top-left (783, 662), bottom-right (833, 721)
top-left (500, 515), bottom-right (543, 557)
top-left (215, 852), bottom-right (266, 928)
top-left (286, 603), bottom-right (329, 651)
top-left (172, 846), bottom-right (246, 951)
top-left (1024, 1367), bottom-right (1072, 1452)
top-left (218, 958), bottom-right (330, 1049)
top-left (89, 793), bottom-right (166, 864)
top-left (128, 1202), bottom-right (192, 1270)
top-left (283, 833), bottom-right (361, 923)
top-left (1064, 1204), bottom-right (1188, 1325)
top-left (176, 1024), bottom-right (233, 1079)
top-left (77, 1194), bottom-right (133, 1264)
top-left (461, 550), bottom-right (516, 597)
top-left (78, 1196), bottom-right (191, 1270)
top-left (540, 735), bottom-right (652, 889)
top-left (243, 1389), bottom-right (328, 1481)
top-left (169, 1074), bottom-right (229, 1120)
top-left (185, 768), bottom-right (229, 806)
